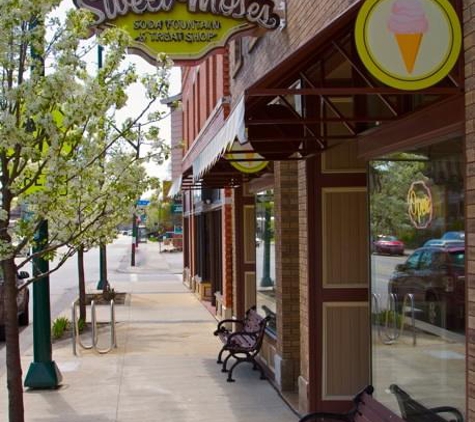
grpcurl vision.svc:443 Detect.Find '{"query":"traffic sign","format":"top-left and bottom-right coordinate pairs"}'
top-left (136, 199), bottom-right (150, 206)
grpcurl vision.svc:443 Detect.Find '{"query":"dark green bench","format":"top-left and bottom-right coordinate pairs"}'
top-left (389, 384), bottom-right (463, 422)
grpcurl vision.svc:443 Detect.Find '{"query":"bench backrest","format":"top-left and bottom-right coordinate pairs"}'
top-left (243, 307), bottom-right (269, 347)
top-left (353, 389), bottom-right (405, 422)
top-left (389, 384), bottom-right (464, 422)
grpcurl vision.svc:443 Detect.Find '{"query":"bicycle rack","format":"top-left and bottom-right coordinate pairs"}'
top-left (72, 299), bottom-right (117, 355)
top-left (371, 292), bottom-right (417, 346)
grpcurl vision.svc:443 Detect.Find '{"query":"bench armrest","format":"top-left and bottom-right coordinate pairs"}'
top-left (214, 318), bottom-right (245, 335)
top-left (299, 411), bottom-right (351, 422)
top-left (429, 406), bottom-right (464, 422)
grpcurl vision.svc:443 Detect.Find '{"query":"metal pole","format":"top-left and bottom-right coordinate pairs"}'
top-left (131, 124), bottom-right (141, 266)
top-left (24, 221), bottom-right (62, 387)
top-left (24, 17), bottom-right (62, 389)
top-left (96, 45), bottom-right (109, 290)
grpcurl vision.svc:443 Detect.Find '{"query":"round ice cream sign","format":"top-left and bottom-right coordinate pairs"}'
top-left (355, 0), bottom-right (461, 90)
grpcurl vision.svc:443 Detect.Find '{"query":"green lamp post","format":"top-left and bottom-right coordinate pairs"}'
top-left (24, 17), bottom-right (62, 389)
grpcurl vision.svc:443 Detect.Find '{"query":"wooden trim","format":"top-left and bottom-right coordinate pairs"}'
top-left (322, 302), bottom-right (370, 401)
top-left (357, 95), bottom-right (464, 160)
top-left (244, 205), bottom-right (256, 264)
top-left (322, 187), bottom-right (368, 289)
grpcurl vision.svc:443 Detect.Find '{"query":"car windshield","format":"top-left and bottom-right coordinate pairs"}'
top-left (379, 236), bottom-right (397, 241)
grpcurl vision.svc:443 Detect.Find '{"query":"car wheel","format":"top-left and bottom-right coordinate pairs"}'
top-left (0, 325), bottom-right (4, 342)
top-left (426, 295), bottom-right (444, 327)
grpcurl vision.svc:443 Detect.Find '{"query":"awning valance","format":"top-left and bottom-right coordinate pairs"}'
top-left (167, 175), bottom-right (182, 198)
top-left (192, 97), bottom-right (246, 181)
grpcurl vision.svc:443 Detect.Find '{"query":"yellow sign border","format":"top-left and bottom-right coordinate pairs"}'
top-left (355, 0), bottom-right (462, 90)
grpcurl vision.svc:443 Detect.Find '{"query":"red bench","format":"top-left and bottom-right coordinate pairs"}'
top-left (213, 306), bottom-right (270, 382)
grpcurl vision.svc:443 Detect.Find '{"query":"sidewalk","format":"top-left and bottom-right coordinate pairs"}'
top-left (1, 242), bottom-right (299, 422)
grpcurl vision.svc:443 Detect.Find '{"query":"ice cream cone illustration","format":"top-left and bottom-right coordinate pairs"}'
top-left (388, 0), bottom-right (428, 74)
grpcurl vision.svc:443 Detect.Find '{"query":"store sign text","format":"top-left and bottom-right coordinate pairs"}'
top-left (407, 181), bottom-right (433, 229)
top-left (75, 0), bottom-right (280, 29)
top-left (74, 0), bottom-right (281, 65)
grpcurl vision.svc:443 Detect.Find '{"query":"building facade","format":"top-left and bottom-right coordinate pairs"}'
top-left (174, 0), bottom-right (470, 418)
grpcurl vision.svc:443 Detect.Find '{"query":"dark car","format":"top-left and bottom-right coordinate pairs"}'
top-left (388, 246), bottom-right (464, 329)
top-left (0, 270), bottom-right (30, 341)
top-left (373, 235), bottom-right (405, 255)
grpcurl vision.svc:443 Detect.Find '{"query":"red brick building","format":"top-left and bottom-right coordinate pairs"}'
top-left (174, 0), bottom-right (470, 418)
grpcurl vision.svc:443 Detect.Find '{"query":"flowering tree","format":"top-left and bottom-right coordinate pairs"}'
top-left (0, 2), bottom-right (171, 421)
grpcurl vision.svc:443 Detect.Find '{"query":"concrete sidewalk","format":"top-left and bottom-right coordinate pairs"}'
top-left (1, 242), bottom-right (299, 422)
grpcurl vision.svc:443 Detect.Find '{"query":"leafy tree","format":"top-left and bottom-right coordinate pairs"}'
top-left (369, 155), bottom-right (427, 240)
top-left (0, 2), bottom-right (171, 421)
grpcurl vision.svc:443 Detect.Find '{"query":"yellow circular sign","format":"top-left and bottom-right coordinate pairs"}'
top-left (355, 0), bottom-right (461, 90)
top-left (226, 140), bottom-right (268, 174)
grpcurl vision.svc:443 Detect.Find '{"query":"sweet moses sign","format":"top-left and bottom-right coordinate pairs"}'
top-left (74, 0), bottom-right (282, 64)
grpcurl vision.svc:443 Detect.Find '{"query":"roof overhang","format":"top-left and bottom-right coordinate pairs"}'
top-left (180, 0), bottom-right (463, 191)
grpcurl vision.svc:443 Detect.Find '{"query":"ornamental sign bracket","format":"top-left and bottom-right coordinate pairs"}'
top-left (74, 0), bottom-right (284, 66)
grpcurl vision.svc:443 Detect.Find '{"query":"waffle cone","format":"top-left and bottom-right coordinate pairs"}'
top-left (395, 33), bottom-right (423, 74)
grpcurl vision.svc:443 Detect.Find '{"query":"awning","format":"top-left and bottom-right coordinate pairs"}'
top-left (192, 96), bottom-right (246, 181)
top-left (167, 175), bottom-right (182, 198)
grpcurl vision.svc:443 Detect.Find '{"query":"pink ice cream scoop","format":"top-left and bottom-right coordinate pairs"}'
top-left (387, 0), bottom-right (429, 73)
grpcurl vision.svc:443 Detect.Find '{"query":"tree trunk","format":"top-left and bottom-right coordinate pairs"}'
top-left (3, 258), bottom-right (25, 422)
top-left (77, 247), bottom-right (86, 321)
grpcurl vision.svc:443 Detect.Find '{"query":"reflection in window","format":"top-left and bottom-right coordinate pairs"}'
top-left (255, 190), bottom-right (276, 332)
top-left (369, 138), bottom-right (465, 419)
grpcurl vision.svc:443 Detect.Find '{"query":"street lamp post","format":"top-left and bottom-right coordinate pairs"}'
top-left (96, 45), bottom-right (110, 290)
top-left (24, 16), bottom-right (62, 389)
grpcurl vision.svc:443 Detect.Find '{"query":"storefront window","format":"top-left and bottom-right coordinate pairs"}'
top-left (255, 190), bottom-right (276, 332)
top-left (369, 138), bottom-right (465, 418)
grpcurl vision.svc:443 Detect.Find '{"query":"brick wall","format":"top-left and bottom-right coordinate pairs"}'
top-left (464, 0), bottom-right (475, 419)
top-left (222, 188), bottom-right (234, 309)
top-left (298, 159), bottom-right (310, 410)
top-left (181, 54), bottom-right (229, 152)
top-left (170, 104), bottom-right (183, 181)
top-left (274, 161), bottom-right (301, 391)
top-left (231, 0), bottom-right (359, 98)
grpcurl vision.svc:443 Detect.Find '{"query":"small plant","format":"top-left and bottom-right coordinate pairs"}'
top-left (52, 316), bottom-right (71, 340)
top-left (77, 318), bottom-right (86, 333)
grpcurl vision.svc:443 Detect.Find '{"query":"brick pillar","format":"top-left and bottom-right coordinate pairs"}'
top-left (297, 159), bottom-right (310, 412)
top-left (464, 0), bottom-right (475, 419)
top-left (274, 161), bottom-right (301, 391)
top-left (222, 188), bottom-right (234, 313)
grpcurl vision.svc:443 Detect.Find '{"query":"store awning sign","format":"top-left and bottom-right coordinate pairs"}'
top-left (74, 0), bottom-right (282, 65)
top-left (355, 0), bottom-right (461, 90)
top-left (407, 181), bottom-right (433, 229)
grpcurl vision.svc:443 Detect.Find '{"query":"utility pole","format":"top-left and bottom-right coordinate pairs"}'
top-left (24, 17), bottom-right (62, 389)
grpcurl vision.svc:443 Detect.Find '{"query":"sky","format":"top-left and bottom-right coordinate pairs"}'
top-left (54, 1), bottom-right (183, 184)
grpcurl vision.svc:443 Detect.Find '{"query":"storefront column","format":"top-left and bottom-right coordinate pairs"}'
top-left (463, 0), bottom-right (475, 418)
top-left (274, 161), bottom-right (301, 392)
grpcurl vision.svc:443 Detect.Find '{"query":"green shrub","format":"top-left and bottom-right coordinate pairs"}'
top-left (77, 317), bottom-right (86, 333)
top-left (52, 316), bottom-right (71, 340)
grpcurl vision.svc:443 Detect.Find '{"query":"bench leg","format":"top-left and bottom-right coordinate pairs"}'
top-left (221, 353), bottom-right (233, 373)
top-left (217, 347), bottom-right (227, 364)
top-left (226, 355), bottom-right (266, 382)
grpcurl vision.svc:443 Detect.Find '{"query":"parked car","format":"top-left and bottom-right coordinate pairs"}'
top-left (441, 231), bottom-right (465, 241)
top-left (0, 270), bottom-right (30, 341)
top-left (373, 235), bottom-right (405, 255)
top-left (388, 245), bottom-right (465, 329)
top-left (423, 239), bottom-right (464, 248)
